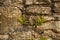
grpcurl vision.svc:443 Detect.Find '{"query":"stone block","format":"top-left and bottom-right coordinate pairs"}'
top-left (26, 5), bottom-right (51, 14)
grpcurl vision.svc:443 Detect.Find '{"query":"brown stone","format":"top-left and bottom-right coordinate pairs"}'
top-left (0, 6), bottom-right (22, 34)
top-left (26, 5), bottom-right (51, 14)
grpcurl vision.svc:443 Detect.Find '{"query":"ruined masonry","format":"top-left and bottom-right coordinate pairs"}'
top-left (0, 0), bottom-right (60, 40)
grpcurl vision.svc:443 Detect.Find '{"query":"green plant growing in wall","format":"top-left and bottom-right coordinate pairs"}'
top-left (35, 16), bottom-right (45, 26)
top-left (30, 37), bottom-right (34, 40)
top-left (40, 37), bottom-right (48, 40)
top-left (18, 15), bottom-right (28, 25)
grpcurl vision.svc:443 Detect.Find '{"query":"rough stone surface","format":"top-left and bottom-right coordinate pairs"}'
top-left (26, 5), bottom-right (51, 14)
top-left (0, 6), bottom-right (22, 34)
top-left (0, 0), bottom-right (60, 40)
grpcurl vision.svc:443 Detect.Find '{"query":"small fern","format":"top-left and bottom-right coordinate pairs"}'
top-left (18, 15), bottom-right (28, 25)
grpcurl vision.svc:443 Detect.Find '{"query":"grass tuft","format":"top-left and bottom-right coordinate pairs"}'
top-left (35, 16), bottom-right (45, 26)
top-left (18, 15), bottom-right (28, 25)
top-left (40, 37), bottom-right (48, 40)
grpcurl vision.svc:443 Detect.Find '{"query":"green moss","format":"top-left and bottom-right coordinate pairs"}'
top-left (18, 15), bottom-right (28, 25)
top-left (35, 16), bottom-right (45, 26)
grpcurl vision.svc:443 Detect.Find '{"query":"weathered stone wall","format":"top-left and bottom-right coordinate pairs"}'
top-left (0, 0), bottom-right (60, 40)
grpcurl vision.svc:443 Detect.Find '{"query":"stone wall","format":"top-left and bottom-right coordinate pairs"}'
top-left (0, 0), bottom-right (60, 40)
